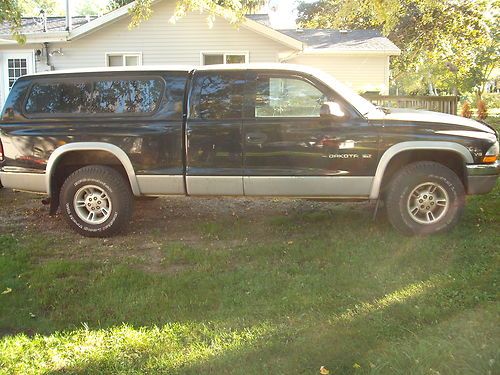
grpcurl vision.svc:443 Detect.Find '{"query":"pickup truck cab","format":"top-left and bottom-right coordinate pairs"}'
top-left (0, 64), bottom-right (498, 237)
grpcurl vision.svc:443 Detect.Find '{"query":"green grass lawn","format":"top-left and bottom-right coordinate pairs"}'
top-left (0, 118), bottom-right (499, 374)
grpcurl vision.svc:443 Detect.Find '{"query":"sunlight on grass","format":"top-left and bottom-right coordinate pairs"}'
top-left (333, 277), bottom-right (442, 324)
top-left (0, 322), bottom-right (275, 374)
top-left (364, 305), bottom-right (500, 374)
top-left (0, 181), bottom-right (498, 374)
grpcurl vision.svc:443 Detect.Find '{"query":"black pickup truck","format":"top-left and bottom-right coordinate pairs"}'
top-left (0, 64), bottom-right (498, 237)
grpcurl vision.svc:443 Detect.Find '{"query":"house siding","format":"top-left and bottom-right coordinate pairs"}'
top-left (288, 54), bottom-right (390, 94)
top-left (46, 0), bottom-right (290, 70)
top-left (0, 0), bottom-right (398, 105)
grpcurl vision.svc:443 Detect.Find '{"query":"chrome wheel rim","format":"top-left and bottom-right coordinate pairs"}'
top-left (407, 182), bottom-right (449, 225)
top-left (73, 185), bottom-right (112, 225)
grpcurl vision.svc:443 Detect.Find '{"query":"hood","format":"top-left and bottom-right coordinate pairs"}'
top-left (368, 107), bottom-right (496, 135)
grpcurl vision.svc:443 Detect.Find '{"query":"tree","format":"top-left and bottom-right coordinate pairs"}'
top-left (76, 0), bottom-right (108, 16)
top-left (1, 0), bottom-right (24, 43)
top-left (460, 5), bottom-right (499, 100)
top-left (106, 0), bottom-right (267, 29)
top-left (18, 0), bottom-right (63, 16)
top-left (108, 0), bottom-right (135, 10)
top-left (2, 0), bottom-right (62, 43)
top-left (297, 0), bottom-right (494, 96)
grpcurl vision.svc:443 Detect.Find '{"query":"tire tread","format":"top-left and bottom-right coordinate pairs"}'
top-left (60, 165), bottom-right (133, 237)
top-left (385, 161), bottom-right (465, 235)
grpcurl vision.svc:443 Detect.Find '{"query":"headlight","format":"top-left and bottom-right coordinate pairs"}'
top-left (483, 141), bottom-right (499, 163)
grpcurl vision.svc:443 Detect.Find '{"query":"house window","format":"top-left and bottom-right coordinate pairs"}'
top-left (105, 53), bottom-right (142, 67)
top-left (7, 59), bottom-right (29, 89)
top-left (201, 52), bottom-right (248, 66)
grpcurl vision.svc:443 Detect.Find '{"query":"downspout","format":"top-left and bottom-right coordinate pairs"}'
top-left (65, 0), bottom-right (72, 31)
top-left (278, 42), bottom-right (305, 63)
top-left (43, 42), bottom-right (50, 66)
top-left (279, 28), bottom-right (305, 63)
top-left (279, 50), bottom-right (302, 63)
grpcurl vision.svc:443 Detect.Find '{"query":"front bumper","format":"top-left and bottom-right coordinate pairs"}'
top-left (466, 161), bottom-right (500, 195)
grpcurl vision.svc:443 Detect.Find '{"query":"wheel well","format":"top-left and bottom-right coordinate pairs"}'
top-left (380, 150), bottom-right (467, 196)
top-left (49, 151), bottom-right (130, 213)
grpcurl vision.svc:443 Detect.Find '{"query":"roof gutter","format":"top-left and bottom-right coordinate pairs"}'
top-left (0, 38), bottom-right (17, 45)
top-left (0, 32), bottom-right (69, 44)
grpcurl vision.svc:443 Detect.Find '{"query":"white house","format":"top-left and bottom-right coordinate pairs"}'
top-left (0, 0), bottom-right (400, 106)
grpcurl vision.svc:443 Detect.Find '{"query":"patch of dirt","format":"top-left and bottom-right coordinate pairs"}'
top-left (0, 188), bottom-right (375, 273)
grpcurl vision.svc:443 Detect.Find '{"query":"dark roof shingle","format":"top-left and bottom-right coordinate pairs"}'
top-left (0, 16), bottom-right (97, 35)
top-left (278, 29), bottom-right (400, 52)
top-left (245, 14), bottom-right (271, 27)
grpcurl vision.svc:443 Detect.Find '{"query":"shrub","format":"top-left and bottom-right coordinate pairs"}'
top-left (482, 93), bottom-right (500, 109)
top-left (461, 101), bottom-right (472, 118)
top-left (477, 100), bottom-right (488, 120)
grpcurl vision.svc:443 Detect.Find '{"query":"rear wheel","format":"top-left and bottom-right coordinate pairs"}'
top-left (60, 165), bottom-right (133, 237)
top-left (385, 161), bottom-right (465, 235)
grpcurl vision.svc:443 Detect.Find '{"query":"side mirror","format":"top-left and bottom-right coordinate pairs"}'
top-left (320, 102), bottom-right (346, 119)
top-left (2, 108), bottom-right (15, 121)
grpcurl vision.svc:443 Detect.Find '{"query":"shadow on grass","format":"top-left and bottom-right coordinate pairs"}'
top-left (35, 275), bottom-right (497, 374)
top-left (0, 184), bottom-right (498, 373)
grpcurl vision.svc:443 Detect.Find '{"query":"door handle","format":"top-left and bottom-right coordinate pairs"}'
top-left (246, 133), bottom-right (268, 144)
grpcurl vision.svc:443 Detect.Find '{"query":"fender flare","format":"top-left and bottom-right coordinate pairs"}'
top-left (45, 142), bottom-right (141, 196)
top-left (369, 141), bottom-right (473, 199)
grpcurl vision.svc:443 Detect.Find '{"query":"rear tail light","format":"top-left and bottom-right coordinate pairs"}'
top-left (0, 139), bottom-right (4, 161)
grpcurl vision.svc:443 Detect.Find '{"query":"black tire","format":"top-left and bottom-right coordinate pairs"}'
top-left (60, 165), bottom-right (133, 237)
top-left (385, 161), bottom-right (465, 236)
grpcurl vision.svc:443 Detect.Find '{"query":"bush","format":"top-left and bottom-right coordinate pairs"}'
top-left (461, 101), bottom-right (472, 118)
top-left (482, 93), bottom-right (500, 109)
top-left (477, 100), bottom-right (488, 120)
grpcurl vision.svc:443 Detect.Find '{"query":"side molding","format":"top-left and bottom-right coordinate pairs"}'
top-left (244, 176), bottom-right (373, 197)
top-left (369, 141), bottom-right (474, 199)
top-left (45, 142), bottom-right (141, 196)
top-left (186, 176), bottom-right (244, 196)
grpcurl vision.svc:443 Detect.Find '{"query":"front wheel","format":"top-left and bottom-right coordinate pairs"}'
top-left (60, 165), bottom-right (133, 237)
top-left (385, 161), bottom-right (465, 235)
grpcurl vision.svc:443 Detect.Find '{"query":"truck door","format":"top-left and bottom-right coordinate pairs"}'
top-left (185, 71), bottom-right (246, 195)
top-left (243, 71), bottom-right (378, 197)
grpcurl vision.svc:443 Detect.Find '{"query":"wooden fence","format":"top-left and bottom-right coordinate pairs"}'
top-left (362, 95), bottom-right (459, 115)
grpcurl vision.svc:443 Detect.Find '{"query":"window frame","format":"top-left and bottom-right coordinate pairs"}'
top-left (251, 72), bottom-right (332, 119)
top-left (189, 71), bottom-right (248, 121)
top-left (200, 51), bottom-right (249, 66)
top-left (22, 74), bottom-right (166, 119)
top-left (6, 58), bottom-right (29, 90)
top-left (1, 50), bottom-right (34, 107)
top-left (105, 52), bottom-right (143, 67)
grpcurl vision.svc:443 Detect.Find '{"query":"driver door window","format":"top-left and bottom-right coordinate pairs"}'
top-left (255, 76), bottom-right (327, 118)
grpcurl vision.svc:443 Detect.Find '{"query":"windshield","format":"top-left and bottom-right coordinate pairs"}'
top-left (312, 69), bottom-right (378, 117)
